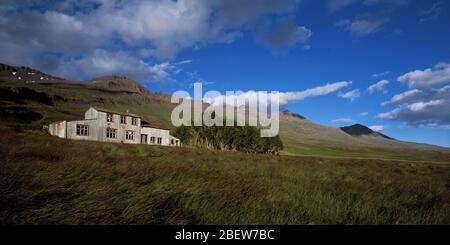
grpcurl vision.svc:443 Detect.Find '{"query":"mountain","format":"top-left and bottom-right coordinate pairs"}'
top-left (88, 76), bottom-right (150, 95)
top-left (0, 63), bottom-right (449, 162)
top-left (281, 109), bottom-right (306, 119)
top-left (0, 63), bottom-right (68, 83)
top-left (0, 64), bottom-right (150, 95)
top-left (279, 110), bottom-right (449, 160)
top-left (340, 124), bottom-right (394, 140)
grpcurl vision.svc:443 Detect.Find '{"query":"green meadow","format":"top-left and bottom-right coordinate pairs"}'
top-left (1, 127), bottom-right (449, 224)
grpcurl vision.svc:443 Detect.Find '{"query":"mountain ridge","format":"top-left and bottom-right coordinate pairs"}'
top-left (0, 64), bottom-right (150, 95)
top-left (88, 76), bottom-right (151, 95)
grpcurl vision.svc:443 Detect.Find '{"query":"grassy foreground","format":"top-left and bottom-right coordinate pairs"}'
top-left (1, 126), bottom-right (449, 225)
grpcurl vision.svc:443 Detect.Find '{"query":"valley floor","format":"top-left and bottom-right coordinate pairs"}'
top-left (1, 126), bottom-right (449, 225)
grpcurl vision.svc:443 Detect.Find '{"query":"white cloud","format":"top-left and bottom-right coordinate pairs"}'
top-left (368, 79), bottom-right (389, 94)
top-left (332, 118), bottom-right (354, 123)
top-left (328, 0), bottom-right (359, 12)
top-left (338, 89), bottom-right (360, 101)
top-left (328, 0), bottom-right (408, 13)
top-left (390, 89), bottom-right (422, 103)
top-left (407, 100), bottom-right (445, 112)
top-left (383, 84), bottom-right (450, 106)
top-left (377, 109), bottom-right (399, 120)
top-left (420, 1), bottom-right (444, 22)
top-left (0, 0), bottom-right (306, 80)
top-left (279, 81), bottom-right (351, 104)
top-left (48, 49), bottom-right (192, 81)
top-left (368, 125), bottom-right (385, 132)
top-left (336, 14), bottom-right (389, 37)
top-left (360, 112), bottom-right (369, 116)
top-left (378, 83), bottom-right (450, 127)
top-left (377, 98), bottom-right (450, 127)
top-left (371, 71), bottom-right (390, 78)
top-left (398, 62), bottom-right (450, 88)
top-left (377, 78), bottom-right (450, 127)
top-left (176, 60), bottom-right (193, 65)
top-left (258, 21), bottom-right (312, 51)
top-left (382, 89), bottom-right (422, 105)
top-left (206, 81), bottom-right (350, 106)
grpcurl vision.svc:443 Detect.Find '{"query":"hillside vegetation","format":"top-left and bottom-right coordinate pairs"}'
top-left (1, 127), bottom-right (449, 224)
top-left (173, 124), bottom-right (283, 154)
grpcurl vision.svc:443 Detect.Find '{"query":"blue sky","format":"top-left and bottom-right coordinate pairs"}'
top-left (0, 0), bottom-right (449, 147)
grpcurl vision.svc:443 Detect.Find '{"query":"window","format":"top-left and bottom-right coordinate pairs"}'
top-left (131, 117), bottom-right (138, 125)
top-left (171, 139), bottom-right (174, 145)
top-left (126, 130), bottom-right (134, 140)
top-left (157, 137), bottom-right (162, 144)
top-left (120, 115), bottom-right (126, 124)
top-left (150, 136), bottom-right (155, 144)
top-left (76, 124), bottom-right (89, 136)
top-left (106, 128), bottom-right (116, 138)
top-left (106, 113), bottom-right (114, 122)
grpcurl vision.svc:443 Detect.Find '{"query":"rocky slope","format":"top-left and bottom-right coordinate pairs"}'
top-left (0, 63), bottom-right (67, 84)
top-left (0, 64), bottom-right (151, 95)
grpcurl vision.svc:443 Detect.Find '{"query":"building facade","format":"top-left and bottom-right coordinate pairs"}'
top-left (48, 107), bottom-right (180, 146)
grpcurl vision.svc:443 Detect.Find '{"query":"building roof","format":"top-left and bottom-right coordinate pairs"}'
top-left (141, 122), bottom-right (171, 130)
top-left (91, 107), bottom-right (141, 118)
top-left (169, 135), bottom-right (180, 140)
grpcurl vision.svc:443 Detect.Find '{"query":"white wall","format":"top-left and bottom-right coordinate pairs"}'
top-left (65, 108), bottom-right (142, 144)
top-left (169, 135), bottom-right (180, 146)
top-left (48, 107), bottom-right (180, 146)
top-left (48, 121), bottom-right (66, 138)
top-left (84, 107), bottom-right (98, 120)
top-left (140, 127), bottom-right (170, 145)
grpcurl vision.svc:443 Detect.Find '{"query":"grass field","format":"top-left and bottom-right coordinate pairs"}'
top-left (1, 126), bottom-right (449, 224)
top-left (1, 80), bottom-right (449, 224)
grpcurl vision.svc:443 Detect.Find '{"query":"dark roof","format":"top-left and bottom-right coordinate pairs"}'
top-left (92, 107), bottom-right (141, 118)
top-left (141, 122), bottom-right (170, 130)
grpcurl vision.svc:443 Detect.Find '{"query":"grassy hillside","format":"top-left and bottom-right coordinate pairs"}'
top-left (1, 127), bottom-right (449, 224)
top-left (2, 79), bottom-right (449, 162)
top-left (0, 80), bottom-right (174, 126)
top-left (280, 117), bottom-right (450, 162)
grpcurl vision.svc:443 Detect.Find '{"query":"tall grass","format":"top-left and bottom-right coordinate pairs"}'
top-left (1, 126), bottom-right (449, 224)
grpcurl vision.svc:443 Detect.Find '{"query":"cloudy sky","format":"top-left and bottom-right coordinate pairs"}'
top-left (1, 0), bottom-right (449, 146)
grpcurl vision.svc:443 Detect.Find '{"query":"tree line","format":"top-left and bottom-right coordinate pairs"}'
top-left (172, 123), bottom-right (283, 155)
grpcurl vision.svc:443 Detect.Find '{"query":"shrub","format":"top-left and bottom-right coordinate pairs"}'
top-left (172, 122), bottom-right (283, 155)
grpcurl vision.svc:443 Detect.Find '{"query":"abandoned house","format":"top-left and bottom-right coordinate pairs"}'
top-left (48, 107), bottom-right (180, 146)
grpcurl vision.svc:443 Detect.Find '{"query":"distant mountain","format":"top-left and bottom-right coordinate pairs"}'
top-left (0, 64), bottom-right (150, 95)
top-left (0, 63), bottom-right (68, 83)
top-left (281, 110), bottom-right (306, 120)
top-left (279, 108), bottom-right (449, 158)
top-left (88, 76), bottom-right (150, 95)
top-left (340, 124), bottom-right (394, 140)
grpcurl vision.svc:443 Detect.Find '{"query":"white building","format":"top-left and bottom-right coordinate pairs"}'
top-left (48, 107), bottom-right (180, 146)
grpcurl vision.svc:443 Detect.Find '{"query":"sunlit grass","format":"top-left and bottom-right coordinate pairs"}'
top-left (1, 127), bottom-right (448, 224)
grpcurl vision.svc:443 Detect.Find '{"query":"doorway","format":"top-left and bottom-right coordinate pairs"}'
top-left (141, 134), bottom-right (148, 144)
